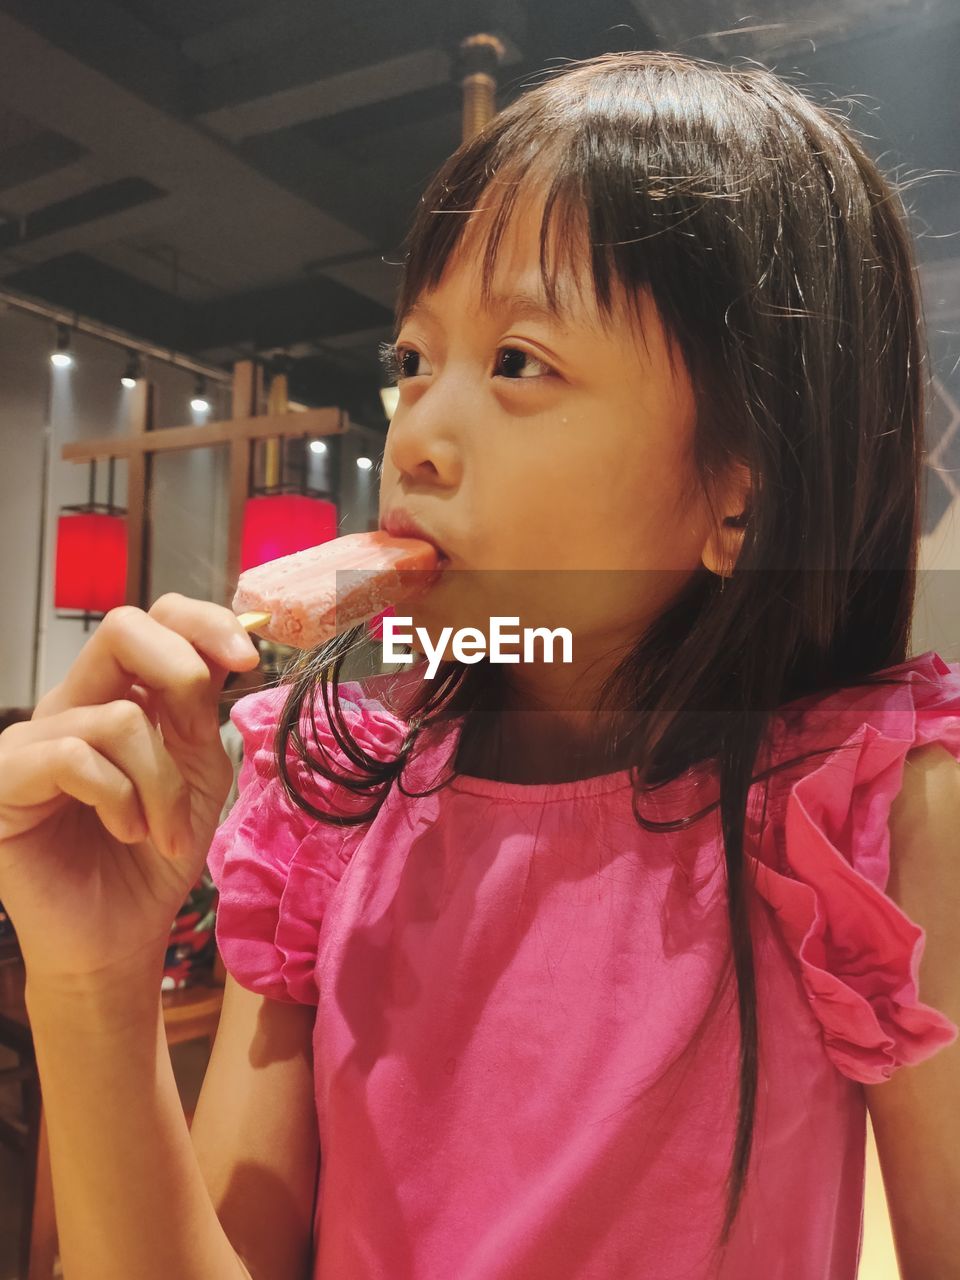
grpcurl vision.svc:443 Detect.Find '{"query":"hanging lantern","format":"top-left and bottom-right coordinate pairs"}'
top-left (55, 513), bottom-right (127, 611)
top-left (54, 459), bottom-right (127, 627)
top-left (241, 493), bottom-right (337, 569)
top-left (240, 429), bottom-right (338, 570)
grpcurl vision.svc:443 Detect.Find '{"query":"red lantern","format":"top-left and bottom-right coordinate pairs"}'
top-left (54, 513), bottom-right (128, 613)
top-left (240, 494), bottom-right (338, 570)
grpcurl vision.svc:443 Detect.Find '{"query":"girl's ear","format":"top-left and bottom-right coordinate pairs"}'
top-left (700, 463), bottom-right (753, 579)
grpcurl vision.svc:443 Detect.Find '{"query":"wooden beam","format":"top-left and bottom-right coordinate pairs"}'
top-left (62, 406), bottom-right (347, 463)
top-left (60, 357), bottom-right (359, 611)
top-left (232, 360), bottom-right (260, 420)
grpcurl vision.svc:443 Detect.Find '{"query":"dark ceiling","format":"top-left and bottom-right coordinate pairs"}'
top-left (0, 0), bottom-right (958, 428)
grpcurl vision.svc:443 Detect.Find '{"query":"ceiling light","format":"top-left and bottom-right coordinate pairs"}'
top-left (356, 456), bottom-right (373, 471)
top-left (50, 324), bottom-right (73, 369)
top-left (121, 351), bottom-right (143, 388)
top-left (190, 375), bottom-right (210, 413)
top-left (309, 439), bottom-right (328, 455)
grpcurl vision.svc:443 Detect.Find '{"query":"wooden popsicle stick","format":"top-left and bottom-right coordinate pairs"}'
top-left (237, 610), bottom-right (272, 632)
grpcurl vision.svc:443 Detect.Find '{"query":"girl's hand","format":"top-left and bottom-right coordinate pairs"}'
top-left (0, 595), bottom-right (261, 987)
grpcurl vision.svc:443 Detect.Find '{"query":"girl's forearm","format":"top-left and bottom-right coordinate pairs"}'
top-left (25, 954), bottom-right (250, 1280)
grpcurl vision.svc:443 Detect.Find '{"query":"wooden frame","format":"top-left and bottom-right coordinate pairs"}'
top-left (59, 360), bottom-right (349, 607)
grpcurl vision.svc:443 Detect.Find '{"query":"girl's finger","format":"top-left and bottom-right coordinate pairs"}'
top-left (149, 593), bottom-right (259, 689)
top-left (7, 702), bottom-right (193, 859)
top-left (34, 596), bottom-right (258, 740)
top-left (1, 737), bottom-right (149, 848)
top-left (127, 683), bottom-right (161, 728)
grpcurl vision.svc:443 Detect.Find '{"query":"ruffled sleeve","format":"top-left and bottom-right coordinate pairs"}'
top-left (206, 680), bottom-right (406, 1005)
top-left (750, 650), bottom-right (960, 1083)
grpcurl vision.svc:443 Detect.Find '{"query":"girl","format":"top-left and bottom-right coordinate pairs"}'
top-left (1, 50), bottom-right (958, 1280)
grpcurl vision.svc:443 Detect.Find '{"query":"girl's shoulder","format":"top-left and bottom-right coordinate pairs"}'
top-left (225, 667), bottom-right (418, 779)
top-left (750, 649), bottom-right (960, 1083)
top-left (206, 671), bottom-right (420, 1008)
top-left (772, 648), bottom-right (960, 748)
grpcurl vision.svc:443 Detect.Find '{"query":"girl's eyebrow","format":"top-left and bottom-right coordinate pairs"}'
top-left (404, 290), bottom-right (575, 335)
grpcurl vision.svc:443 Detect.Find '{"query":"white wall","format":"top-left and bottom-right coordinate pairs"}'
top-left (0, 305), bottom-right (48, 708)
top-left (917, 507), bottom-right (960, 664)
top-left (338, 424), bottom-right (381, 535)
top-left (915, 363), bottom-right (960, 666)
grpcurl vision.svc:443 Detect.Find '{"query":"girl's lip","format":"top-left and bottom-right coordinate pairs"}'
top-left (380, 511), bottom-right (449, 562)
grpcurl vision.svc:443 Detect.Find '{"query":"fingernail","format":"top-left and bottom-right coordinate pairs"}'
top-left (230, 634), bottom-right (257, 661)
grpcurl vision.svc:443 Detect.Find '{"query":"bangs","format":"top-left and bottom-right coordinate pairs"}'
top-left (394, 144), bottom-right (664, 360)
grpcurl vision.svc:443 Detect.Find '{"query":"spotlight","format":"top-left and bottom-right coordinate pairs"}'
top-left (309, 440), bottom-right (328, 455)
top-left (356, 456), bottom-right (373, 471)
top-left (190, 375), bottom-right (210, 413)
top-left (120, 351), bottom-right (143, 389)
top-left (50, 325), bottom-right (73, 369)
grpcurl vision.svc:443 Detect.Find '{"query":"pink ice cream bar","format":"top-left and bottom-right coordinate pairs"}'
top-left (232, 530), bottom-right (440, 649)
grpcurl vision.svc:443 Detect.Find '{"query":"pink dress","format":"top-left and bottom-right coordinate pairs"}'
top-left (206, 650), bottom-right (960, 1280)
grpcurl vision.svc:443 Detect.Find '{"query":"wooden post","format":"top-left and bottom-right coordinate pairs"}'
top-left (125, 378), bottom-right (155, 608)
top-left (225, 361), bottom-right (262, 606)
top-left (264, 370), bottom-right (288, 488)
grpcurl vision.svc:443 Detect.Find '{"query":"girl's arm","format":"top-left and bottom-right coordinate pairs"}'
top-left (865, 742), bottom-right (960, 1280)
top-left (25, 947), bottom-right (259, 1280)
top-left (189, 974), bottom-right (320, 1280)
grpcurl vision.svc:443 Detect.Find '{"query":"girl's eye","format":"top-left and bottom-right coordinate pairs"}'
top-left (377, 341), bottom-right (553, 385)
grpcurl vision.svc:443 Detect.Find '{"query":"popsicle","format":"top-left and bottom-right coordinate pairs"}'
top-left (233, 530), bottom-right (440, 649)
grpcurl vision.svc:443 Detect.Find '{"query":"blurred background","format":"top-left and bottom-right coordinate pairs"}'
top-left (1, 2), bottom-right (959, 1276)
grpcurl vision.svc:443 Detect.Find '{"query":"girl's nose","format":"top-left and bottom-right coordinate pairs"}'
top-left (385, 398), bottom-right (463, 489)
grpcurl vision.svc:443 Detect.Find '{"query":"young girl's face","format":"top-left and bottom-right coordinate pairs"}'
top-left (379, 191), bottom-right (736, 679)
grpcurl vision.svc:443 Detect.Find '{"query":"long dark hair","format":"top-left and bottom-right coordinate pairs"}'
top-left (276, 51), bottom-right (927, 1251)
